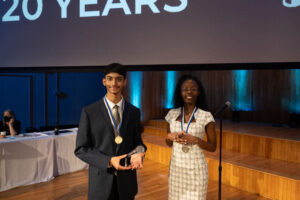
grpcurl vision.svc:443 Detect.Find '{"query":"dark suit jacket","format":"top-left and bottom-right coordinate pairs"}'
top-left (0, 120), bottom-right (21, 135)
top-left (74, 98), bottom-right (146, 200)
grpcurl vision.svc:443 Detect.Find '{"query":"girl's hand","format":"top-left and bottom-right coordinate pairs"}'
top-left (167, 132), bottom-right (180, 142)
top-left (176, 131), bottom-right (199, 145)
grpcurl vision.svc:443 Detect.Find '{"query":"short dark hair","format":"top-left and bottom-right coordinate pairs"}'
top-left (4, 109), bottom-right (15, 118)
top-left (104, 63), bottom-right (127, 78)
top-left (173, 74), bottom-right (209, 111)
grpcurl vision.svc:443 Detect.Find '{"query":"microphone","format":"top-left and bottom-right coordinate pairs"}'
top-left (214, 101), bottom-right (231, 116)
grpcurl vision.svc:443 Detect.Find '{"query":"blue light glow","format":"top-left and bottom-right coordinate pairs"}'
top-left (165, 71), bottom-right (176, 109)
top-left (130, 72), bottom-right (142, 108)
top-left (232, 70), bottom-right (253, 111)
top-left (283, 69), bottom-right (300, 113)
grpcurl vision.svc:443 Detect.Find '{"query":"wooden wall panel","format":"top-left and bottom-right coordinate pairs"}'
top-left (125, 69), bottom-right (295, 124)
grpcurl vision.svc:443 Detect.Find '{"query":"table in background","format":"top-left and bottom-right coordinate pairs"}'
top-left (0, 128), bottom-right (88, 192)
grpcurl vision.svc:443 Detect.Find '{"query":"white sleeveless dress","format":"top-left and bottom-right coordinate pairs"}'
top-left (165, 108), bottom-right (215, 200)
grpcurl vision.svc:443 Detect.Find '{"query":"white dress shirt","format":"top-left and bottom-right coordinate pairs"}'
top-left (104, 96), bottom-right (123, 128)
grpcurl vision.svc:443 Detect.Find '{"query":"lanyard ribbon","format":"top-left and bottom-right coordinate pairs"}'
top-left (181, 107), bottom-right (197, 133)
top-left (104, 97), bottom-right (124, 134)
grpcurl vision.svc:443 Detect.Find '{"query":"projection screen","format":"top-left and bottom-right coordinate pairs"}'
top-left (0, 0), bottom-right (300, 68)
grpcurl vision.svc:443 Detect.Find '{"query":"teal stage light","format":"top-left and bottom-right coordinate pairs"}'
top-left (165, 71), bottom-right (176, 109)
top-left (282, 69), bottom-right (300, 114)
top-left (130, 71), bottom-right (142, 108)
top-left (232, 70), bottom-right (253, 112)
top-left (289, 69), bottom-right (300, 114)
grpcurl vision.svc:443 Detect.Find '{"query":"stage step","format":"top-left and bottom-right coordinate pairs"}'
top-left (145, 120), bottom-right (300, 164)
top-left (144, 119), bottom-right (169, 129)
top-left (143, 126), bottom-right (167, 137)
top-left (142, 120), bottom-right (300, 200)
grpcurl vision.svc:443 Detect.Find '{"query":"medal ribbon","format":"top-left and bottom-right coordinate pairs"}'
top-left (104, 97), bottom-right (124, 135)
top-left (181, 107), bottom-right (197, 133)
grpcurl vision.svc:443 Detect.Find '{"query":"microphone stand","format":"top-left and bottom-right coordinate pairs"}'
top-left (218, 115), bottom-right (223, 200)
top-left (214, 103), bottom-right (230, 200)
top-left (55, 72), bottom-right (60, 135)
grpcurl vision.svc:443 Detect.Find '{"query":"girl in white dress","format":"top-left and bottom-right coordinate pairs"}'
top-left (165, 75), bottom-right (217, 200)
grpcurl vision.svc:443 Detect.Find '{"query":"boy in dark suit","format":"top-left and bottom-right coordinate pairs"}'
top-left (75, 63), bottom-right (146, 200)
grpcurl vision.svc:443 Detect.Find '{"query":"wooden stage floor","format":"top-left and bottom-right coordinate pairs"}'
top-left (219, 120), bottom-right (300, 141)
top-left (0, 159), bottom-right (269, 200)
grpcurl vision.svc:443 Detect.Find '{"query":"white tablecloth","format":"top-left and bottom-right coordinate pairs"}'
top-left (0, 128), bottom-right (88, 192)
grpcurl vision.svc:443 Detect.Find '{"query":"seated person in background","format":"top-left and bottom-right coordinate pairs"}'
top-left (0, 109), bottom-right (21, 136)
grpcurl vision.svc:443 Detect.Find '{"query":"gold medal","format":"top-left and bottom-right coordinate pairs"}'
top-left (115, 135), bottom-right (123, 144)
top-left (182, 146), bottom-right (189, 153)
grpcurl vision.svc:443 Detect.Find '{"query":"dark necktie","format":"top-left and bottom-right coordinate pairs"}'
top-left (113, 105), bottom-right (120, 127)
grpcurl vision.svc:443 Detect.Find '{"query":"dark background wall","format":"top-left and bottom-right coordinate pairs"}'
top-left (0, 72), bottom-right (105, 132)
top-left (1, 68), bottom-right (299, 132)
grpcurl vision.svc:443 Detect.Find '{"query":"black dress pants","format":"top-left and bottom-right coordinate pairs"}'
top-left (108, 176), bottom-right (135, 200)
top-left (108, 176), bottom-right (119, 200)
